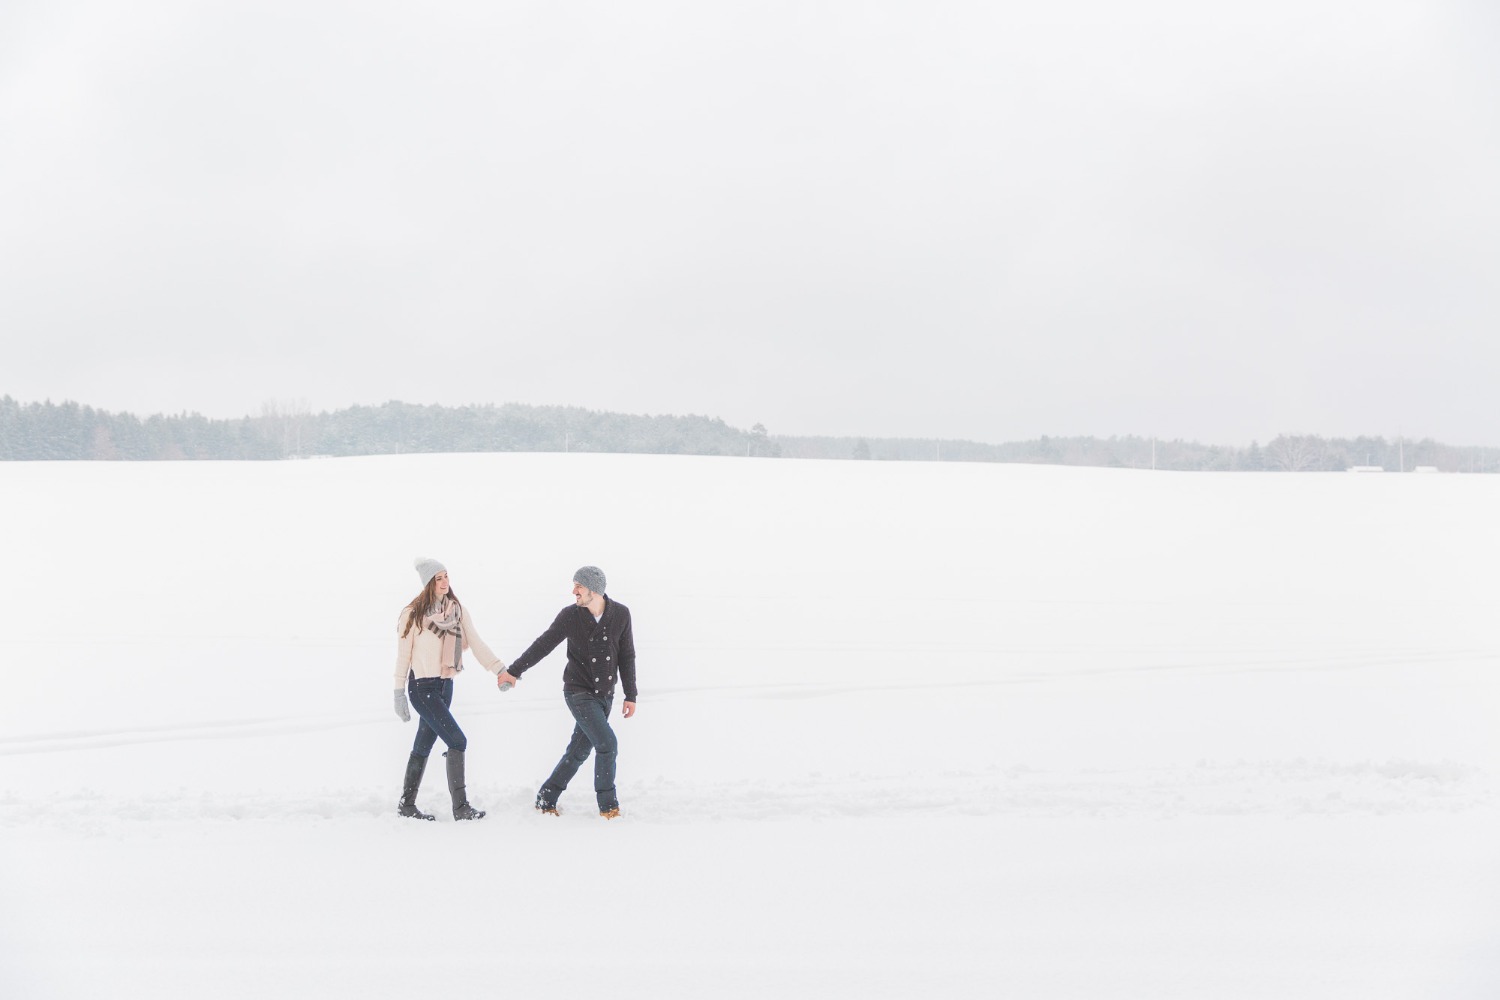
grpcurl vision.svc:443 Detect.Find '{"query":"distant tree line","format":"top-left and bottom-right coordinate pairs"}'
top-left (0, 397), bottom-right (779, 461)
top-left (779, 432), bottom-right (1500, 473)
top-left (0, 397), bottom-right (278, 460)
top-left (2, 396), bottom-right (1494, 471)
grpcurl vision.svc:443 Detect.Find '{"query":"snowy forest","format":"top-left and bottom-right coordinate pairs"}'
top-left (1, 395), bottom-right (1494, 472)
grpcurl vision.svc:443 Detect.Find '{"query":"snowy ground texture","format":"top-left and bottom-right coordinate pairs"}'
top-left (2, 454), bottom-right (1498, 999)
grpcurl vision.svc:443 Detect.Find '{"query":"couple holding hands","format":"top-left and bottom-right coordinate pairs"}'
top-left (393, 558), bottom-right (637, 822)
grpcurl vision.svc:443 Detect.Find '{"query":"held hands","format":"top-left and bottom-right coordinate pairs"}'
top-left (496, 670), bottom-right (519, 692)
top-left (394, 690), bottom-right (411, 722)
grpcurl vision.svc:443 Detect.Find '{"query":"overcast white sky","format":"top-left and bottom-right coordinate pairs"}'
top-left (2, 0), bottom-right (1497, 445)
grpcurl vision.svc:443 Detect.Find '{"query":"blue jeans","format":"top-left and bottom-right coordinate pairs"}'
top-left (539, 691), bottom-right (617, 810)
top-left (408, 676), bottom-right (467, 757)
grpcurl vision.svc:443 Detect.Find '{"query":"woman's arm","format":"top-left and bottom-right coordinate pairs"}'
top-left (394, 611), bottom-right (416, 689)
top-left (460, 607), bottom-right (507, 675)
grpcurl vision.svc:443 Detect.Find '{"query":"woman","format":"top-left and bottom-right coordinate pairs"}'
top-left (393, 556), bottom-right (507, 821)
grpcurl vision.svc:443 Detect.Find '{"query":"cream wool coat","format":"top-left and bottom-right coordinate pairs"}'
top-left (394, 604), bottom-right (506, 690)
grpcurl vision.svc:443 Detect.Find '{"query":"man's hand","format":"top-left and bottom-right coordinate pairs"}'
top-left (496, 670), bottom-right (519, 691)
top-left (621, 701), bottom-right (636, 719)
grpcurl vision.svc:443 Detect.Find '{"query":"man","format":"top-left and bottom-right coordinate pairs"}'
top-left (497, 566), bottom-right (637, 819)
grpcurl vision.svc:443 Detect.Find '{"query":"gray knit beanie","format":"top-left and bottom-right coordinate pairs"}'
top-left (414, 557), bottom-right (447, 588)
top-left (573, 565), bottom-right (606, 594)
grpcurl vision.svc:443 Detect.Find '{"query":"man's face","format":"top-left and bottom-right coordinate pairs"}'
top-left (572, 583), bottom-right (592, 605)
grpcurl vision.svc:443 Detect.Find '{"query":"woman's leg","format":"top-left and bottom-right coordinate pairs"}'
top-left (396, 752), bottom-right (435, 820)
top-left (407, 678), bottom-right (467, 753)
top-left (409, 679), bottom-right (483, 819)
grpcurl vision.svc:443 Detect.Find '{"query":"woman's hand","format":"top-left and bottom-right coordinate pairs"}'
top-left (496, 670), bottom-right (519, 691)
top-left (394, 690), bottom-right (411, 722)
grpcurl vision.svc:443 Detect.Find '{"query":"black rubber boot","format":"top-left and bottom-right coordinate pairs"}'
top-left (446, 749), bottom-right (486, 821)
top-left (397, 753), bottom-right (435, 821)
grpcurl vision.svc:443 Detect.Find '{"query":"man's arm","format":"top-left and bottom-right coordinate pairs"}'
top-left (497, 608), bottom-right (571, 687)
top-left (618, 610), bottom-right (637, 716)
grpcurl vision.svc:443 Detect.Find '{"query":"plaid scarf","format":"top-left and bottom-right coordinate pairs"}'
top-left (422, 598), bottom-right (465, 676)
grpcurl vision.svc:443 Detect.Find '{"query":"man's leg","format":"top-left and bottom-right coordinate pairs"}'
top-left (537, 713), bottom-right (593, 810)
top-left (563, 694), bottom-right (618, 812)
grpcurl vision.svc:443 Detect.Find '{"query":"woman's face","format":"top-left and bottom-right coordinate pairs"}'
top-left (433, 571), bottom-right (450, 598)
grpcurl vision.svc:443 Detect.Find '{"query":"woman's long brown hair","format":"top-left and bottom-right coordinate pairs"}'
top-left (401, 577), bottom-right (462, 638)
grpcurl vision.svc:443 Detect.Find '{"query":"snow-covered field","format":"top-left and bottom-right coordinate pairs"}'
top-left (2, 453), bottom-right (1497, 998)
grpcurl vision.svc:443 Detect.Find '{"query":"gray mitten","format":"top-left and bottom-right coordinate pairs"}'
top-left (394, 690), bottom-right (411, 722)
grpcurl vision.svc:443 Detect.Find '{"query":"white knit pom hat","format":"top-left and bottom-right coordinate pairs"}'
top-left (414, 557), bottom-right (447, 587)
